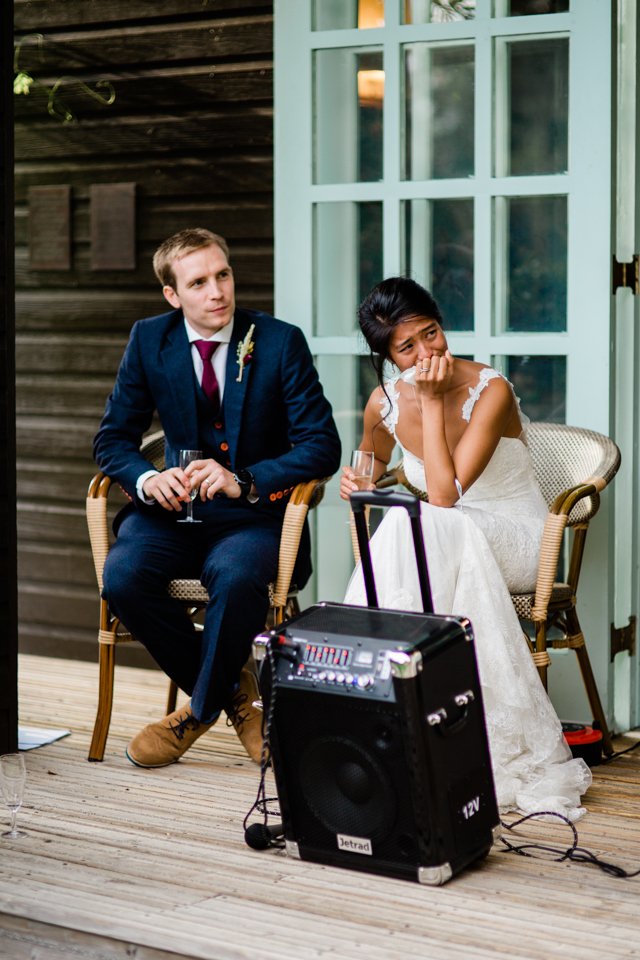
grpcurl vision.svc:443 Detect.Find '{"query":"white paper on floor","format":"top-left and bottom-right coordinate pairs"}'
top-left (18, 726), bottom-right (71, 750)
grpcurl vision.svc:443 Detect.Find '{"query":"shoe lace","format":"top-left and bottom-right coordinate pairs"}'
top-left (225, 693), bottom-right (250, 731)
top-left (169, 712), bottom-right (200, 741)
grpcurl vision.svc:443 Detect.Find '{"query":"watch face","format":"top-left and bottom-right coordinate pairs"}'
top-left (234, 469), bottom-right (253, 497)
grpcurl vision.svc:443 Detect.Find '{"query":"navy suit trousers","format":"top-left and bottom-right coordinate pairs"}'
top-left (102, 504), bottom-right (281, 722)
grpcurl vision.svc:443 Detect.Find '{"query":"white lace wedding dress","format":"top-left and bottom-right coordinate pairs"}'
top-left (344, 368), bottom-right (592, 820)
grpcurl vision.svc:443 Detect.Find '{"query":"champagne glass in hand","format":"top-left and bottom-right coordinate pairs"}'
top-left (177, 449), bottom-right (203, 523)
top-left (0, 753), bottom-right (27, 839)
top-left (350, 450), bottom-right (375, 490)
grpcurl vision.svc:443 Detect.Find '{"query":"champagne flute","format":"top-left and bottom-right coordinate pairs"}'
top-left (177, 449), bottom-right (203, 523)
top-left (351, 450), bottom-right (375, 490)
top-left (0, 753), bottom-right (27, 839)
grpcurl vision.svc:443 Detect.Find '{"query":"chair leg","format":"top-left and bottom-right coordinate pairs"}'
top-left (534, 621), bottom-right (549, 690)
top-left (565, 609), bottom-right (614, 757)
top-left (165, 679), bottom-right (178, 715)
top-left (88, 641), bottom-right (116, 762)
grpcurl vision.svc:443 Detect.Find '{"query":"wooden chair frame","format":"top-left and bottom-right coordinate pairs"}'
top-left (86, 429), bottom-right (328, 761)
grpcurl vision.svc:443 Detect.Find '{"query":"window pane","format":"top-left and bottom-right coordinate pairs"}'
top-left (316, 354), bottom-right (386, 457)
top-left (497, 0), bottom-right (568, 16)
top-left (404, 0), bottom-right (476, 23)
top-left (313, 352), bottom-right (390, 598)
top-left (314, 48), bottom-right (383, 184)
top-left (504, 355), bottom-right (566, 423)
top-left (501, 38), bottom-right (568, 176)
top-left (313, 0), bottom-right (385, 30)
top-left (403, 198), bottom-right (474, 331)
top-left (404, 44), bottom-right (474, 180)
top-left (314, 202), bottom-right (383, 335)
top-left (504, 196), bottom-right (566, 333)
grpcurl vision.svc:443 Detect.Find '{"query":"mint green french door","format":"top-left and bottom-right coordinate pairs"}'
top-left (275, 1), bottom-right (616, 721)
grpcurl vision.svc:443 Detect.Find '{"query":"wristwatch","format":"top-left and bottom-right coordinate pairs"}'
top-left (233, 468), bottom-right (255, 500)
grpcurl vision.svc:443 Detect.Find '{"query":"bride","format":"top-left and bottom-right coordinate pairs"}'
top-left (341, 276), bottom-right (591, 821)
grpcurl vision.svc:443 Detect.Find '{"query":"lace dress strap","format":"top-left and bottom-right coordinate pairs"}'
top-left (461, 367), bottom-right (503, 423)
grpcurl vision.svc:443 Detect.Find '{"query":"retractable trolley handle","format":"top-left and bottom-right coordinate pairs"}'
top-left (349, 489), bottom-right (433, 614)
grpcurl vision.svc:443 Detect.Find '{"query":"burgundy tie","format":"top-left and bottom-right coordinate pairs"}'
top-left (194, 340), bottom-right (221, 409)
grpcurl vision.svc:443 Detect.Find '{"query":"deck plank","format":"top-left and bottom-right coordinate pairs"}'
top-left (1, 654), bottom-right (639, 960)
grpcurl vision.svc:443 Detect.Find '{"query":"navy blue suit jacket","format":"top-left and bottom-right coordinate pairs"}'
top-left (94, 307), bottom-right (341, 529)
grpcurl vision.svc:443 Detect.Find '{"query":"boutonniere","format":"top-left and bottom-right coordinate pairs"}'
top-left (236, 323), bottom-right (256, 382)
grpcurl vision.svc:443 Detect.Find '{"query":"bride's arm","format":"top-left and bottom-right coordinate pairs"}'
top-left (417, 359), bottom-right (513, 507)
top-left (339, 388), bottom-right (396, 501)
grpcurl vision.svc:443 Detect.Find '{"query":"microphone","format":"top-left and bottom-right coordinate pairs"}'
top-left (244, 821), bottom-right (284, 850)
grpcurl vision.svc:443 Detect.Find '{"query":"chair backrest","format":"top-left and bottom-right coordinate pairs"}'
top-left (524, 422), bottom-right (621, 524)
top-left (140, 429), bottom-right (166, 471)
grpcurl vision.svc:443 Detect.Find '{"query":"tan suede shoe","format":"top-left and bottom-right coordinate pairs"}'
top-left (225, 665), bottom-right (267, 764)
top-left (125, 704), bottom-right (217, 768)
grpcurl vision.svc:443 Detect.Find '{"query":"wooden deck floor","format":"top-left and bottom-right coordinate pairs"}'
top-left (1, 654), bottom-right (640, 960)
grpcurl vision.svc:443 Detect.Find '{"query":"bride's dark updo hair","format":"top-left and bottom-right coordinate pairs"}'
top-left (358, 277), bottom-right (443, 387)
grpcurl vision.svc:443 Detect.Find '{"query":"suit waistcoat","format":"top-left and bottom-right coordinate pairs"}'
top-left (193, 373), bottom-right (230, 469)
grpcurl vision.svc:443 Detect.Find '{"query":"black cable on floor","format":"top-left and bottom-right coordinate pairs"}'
top-left (499, 811), bottom-right (640, 879)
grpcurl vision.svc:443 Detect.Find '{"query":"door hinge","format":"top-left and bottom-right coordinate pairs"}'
top-left (612, 255), bottom-right (639, 295)
top-left (610, 614), bottom-right (636, 661)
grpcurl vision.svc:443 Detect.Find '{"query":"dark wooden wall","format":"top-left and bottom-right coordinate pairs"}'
top-left (1, 0), bottom-right (18, 752)
top-left (14, 0), bottom-right (274, 664)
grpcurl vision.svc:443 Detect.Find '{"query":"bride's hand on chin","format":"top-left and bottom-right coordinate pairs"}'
top-left (414, 349), bottom-right (454, 397)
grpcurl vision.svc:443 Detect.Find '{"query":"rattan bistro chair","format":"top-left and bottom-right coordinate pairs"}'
top-left (86, 429), bottom-right (328, 762)
top-left (511, 422), bottom-right (620, 756)
top-left (371, 423), bottom-right (621, 756)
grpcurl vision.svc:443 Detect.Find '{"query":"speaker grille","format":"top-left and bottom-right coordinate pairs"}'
top-left (272, 690), bottom-right (430, 865)
top-left (299, 735), bottom-right (396, 839)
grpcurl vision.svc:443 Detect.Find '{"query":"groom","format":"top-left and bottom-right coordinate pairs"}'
top-left (94, 228), bottom-right (341, 768)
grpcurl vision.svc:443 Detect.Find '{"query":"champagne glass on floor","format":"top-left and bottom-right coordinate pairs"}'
top-left (177, 449), bottom-right (203, 523)
top-left (351, 450), bottom-right (375, 490)
top-left (0, 753), bottom-right (27, 839)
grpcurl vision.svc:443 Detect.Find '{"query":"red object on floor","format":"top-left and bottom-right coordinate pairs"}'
top-left (562, 722), bottom-right (603, 766)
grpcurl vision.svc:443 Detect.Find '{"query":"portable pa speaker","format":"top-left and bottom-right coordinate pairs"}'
top-left (254, 601), bottom-right (500, 885)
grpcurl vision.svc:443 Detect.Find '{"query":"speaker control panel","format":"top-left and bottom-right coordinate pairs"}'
top-left (273, 635), bottom-right (406, 701)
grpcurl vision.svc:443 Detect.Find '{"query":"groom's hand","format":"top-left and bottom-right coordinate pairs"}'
top-left (142, 468), bottom-right (191, 511)
top-left (184, 459), bottom-right (242, 500)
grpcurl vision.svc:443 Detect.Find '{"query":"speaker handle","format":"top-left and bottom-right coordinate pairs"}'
top-left (350, 490), bottom-right (433, 614)
top-left (426, 691), bottom-right (476, 737)
top-left (350, 489), bottom-right (422, 515)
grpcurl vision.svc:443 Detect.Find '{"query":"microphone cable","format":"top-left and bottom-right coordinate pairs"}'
top-left (243, 640), bottom-right (285, 850)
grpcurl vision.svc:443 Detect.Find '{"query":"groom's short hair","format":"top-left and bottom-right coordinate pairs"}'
top-left (153, 228), bottom-right (230, 289)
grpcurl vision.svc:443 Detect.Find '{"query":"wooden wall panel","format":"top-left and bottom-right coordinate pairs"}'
top-left (15, 19), bottom-right (274, 73)
top-left (15, 0), bottom-right (273, 31)
top-left (15, 153), bottom-right (273, 202)
top-left (14, 1), bottom-right (275, 664)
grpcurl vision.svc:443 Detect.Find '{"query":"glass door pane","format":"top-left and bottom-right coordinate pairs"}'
top-left (495, 0), bottom-right (568, 16)
top-left (313, 0), bottom-right (385, 30)
top-left (404, 43), bottom-right (475, 180)
top-left (402, 198), bottom-right (474, 331)
top-left (501, 355), bottom-right (566, 422)
top-left (314, 47), bottom-right (384, 184)
top-left (404, 1), bottom-right (476, 22)
top-left (496, 195), bottom-right (567, 333)
top-left (314, 202), bottom-right (383, 335)
top-left (495, 37), bottom-right (568, 177)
